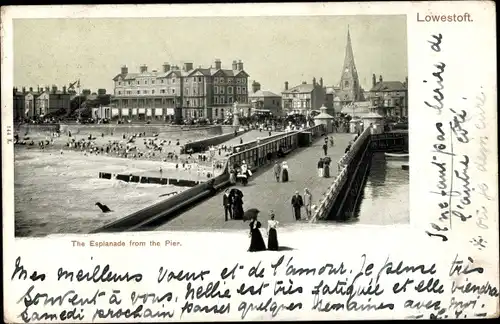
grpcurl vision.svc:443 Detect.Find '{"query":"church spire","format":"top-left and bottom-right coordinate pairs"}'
top-left (342, 25), bottom-right (357, 79)
top-left (339, 26), bottom-right (362, 102)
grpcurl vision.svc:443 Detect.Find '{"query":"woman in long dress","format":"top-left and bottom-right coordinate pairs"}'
top-left (231, 189), bottom-right (244, 220)
top-left (248, 213), bottom-right (266, 252)
top-left (281, 161), bottom-right (289, 182)
top-left (229, 167), bottom-right (237, 184)
top-left (323, 158), bottom-right (330, 178)
top-left (267, 212), bottom-right (279, 251)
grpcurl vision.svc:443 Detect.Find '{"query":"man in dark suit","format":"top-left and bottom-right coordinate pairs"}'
top-left (223, 189), bottom-right (232, 221)
top-left (291, 191), bottom-right (304, 221)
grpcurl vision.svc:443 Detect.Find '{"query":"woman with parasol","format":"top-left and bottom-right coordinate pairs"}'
top-left (247, 209), bottom-right (267, 252)
top-left (266, 211), bottom-right (279, 251)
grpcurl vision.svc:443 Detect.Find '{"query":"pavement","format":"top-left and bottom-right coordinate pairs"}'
top-left (216, 129), bottom-right (281, 148)
top-left (153, 133), bottom-right (355, 232)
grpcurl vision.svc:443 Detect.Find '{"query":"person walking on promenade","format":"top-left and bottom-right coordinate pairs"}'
top-left (323, 157), bottom-right (331, 178)
top-left (248, 212), bottom-right (266, 252)
top-left (223, 189), bottom-right (233, 221)
top-left (329, 136), bottom-right (335, 147)
top-left (304, 188), bottom-right (312, 219)
top-left (322, 142), bottom-right (328, 156)
top-left (267, 211), bottom-right (279, 251)
top-left (345, 141), bottom-right (353, 154)
top-left (291, 191), bottom-right (304, 221)
top-left (317, 158), bottom-right (324, 177)
top-left (229, 167), bottom-right (237, 185)
top-left (273, 161), bottom-right (281, 182)
top-left (281, 161), bottom-right (289, 182)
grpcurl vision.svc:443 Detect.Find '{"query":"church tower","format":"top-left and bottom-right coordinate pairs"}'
top-left (339, 26), bottom-right (363, 102)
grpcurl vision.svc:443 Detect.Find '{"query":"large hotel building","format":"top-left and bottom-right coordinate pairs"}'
top-left (111, 59), bottom-right (249, 122)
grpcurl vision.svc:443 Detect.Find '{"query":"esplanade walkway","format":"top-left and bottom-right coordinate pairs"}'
top-left (152, 133), bottom-right (354, 232)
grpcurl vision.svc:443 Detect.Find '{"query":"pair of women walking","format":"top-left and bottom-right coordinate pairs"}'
top-left (248, 211), bottom-right (279, 252)
top-left (273, 161), bottom-right (289, 182)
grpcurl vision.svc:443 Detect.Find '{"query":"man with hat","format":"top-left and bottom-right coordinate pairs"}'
top-left (291, 190), bottom-right (304, 221)
top-left (223, 189), bottom-right (233, 221)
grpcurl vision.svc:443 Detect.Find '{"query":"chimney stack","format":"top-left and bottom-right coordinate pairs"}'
top-left (372, 74), bottom-right (377, 87)
top-left (162, 62), bottom-right (171, 73)
top-left (379, 75), bottom-right (383, 83)
top-left (22, 86), bottom-right (26, 94)
top-left (237, 60), bottom-right (244, 71)
top-left (302, 81), bottom-right (307, 85)
top-left (13, 87), bottom-right (17, 94)
top-left (121, 65), bottom-right (128, 75)
top-left (320, 77), bottom-right (323, 87)
top-left (184, 62), bottom-right (193, 72)
top-left (312, 77), bottom-right (316, 86)
top-left (63, 86), bottom-right (67, 94)
top-left (214, 59), bottom-right (222, 70)
top-left (45, 86), bottom-right (50, 92)
top-left (405, 76), bottom-right (408, 87)
top-left (284, 81), bottom-right (289, 90)
top-left (52, 85), bottom-right (57, 94)
top-left (232, 60), bottom-right (238, 70)
top-left (29, 87), bottom-right (33, 92)
top-left (140, 64), bottom-right (148, 73)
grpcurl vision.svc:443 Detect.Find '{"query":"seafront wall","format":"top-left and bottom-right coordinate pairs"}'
top-left (59, 124), bottom-right (223, 137)
top-left (16, 123), bottom-right (225, 137)
top-left (16, 124), bottom-right (60, 135)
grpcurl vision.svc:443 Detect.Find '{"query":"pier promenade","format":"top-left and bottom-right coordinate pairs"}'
top-left (153, 134), bottom-right (354, 232)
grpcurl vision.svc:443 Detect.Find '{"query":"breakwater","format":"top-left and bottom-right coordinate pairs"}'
top-left (98, 172), bottom-right (203, 187)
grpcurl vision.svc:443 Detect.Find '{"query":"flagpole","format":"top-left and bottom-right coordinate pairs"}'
top-left (77, 79), bottom-right (81, 120)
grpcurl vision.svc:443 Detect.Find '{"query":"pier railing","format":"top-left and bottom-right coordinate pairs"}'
top-left (311, 126), bottom-right (372, 221)
top-left (231, 131), bottom-right (291, 154)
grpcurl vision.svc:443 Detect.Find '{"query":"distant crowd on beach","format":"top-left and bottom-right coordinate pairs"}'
top-left (14, 130), bottom-right (230, 178)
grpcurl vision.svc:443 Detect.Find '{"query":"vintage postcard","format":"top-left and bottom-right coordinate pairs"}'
top-left (2, 2), bottom-right (498, 322)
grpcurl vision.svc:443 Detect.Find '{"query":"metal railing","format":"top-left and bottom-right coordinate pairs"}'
top-left (311, 126), bottom-right (372, 221)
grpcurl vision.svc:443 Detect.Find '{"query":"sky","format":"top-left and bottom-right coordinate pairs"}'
top-left (13, 15), bottom-right (407, 95)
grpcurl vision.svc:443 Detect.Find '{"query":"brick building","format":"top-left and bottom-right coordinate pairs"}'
top-left (111, 59), bottom-right (249, 122)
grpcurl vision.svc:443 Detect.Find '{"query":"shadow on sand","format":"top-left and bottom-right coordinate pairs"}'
top-left (276, 246), bottom-right (294, 251)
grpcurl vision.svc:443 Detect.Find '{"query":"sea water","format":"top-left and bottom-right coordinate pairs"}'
top-left (14, 149), bottom-right (183, 237)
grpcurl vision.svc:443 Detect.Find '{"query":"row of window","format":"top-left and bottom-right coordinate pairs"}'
top-left (213, 108), bottom-right (225, 117)
top-left (117, 79), bottom-right (176, 86)
top-left (372, 98), bottom-right (403, 106)
top-left (214, 86), bottom-right (246, 95)
top-left (117, 77), bottom-right (247, 86)
top-left (213, 96), bottom-right (248, 104)
top-left (184, 98), bottom-right (204, 107)
top-left (214, 77), bottom-right (246, 84)
top-left (370, 91), bottom-right (406, 97)
top-left (283, 93), bottom-right (312, 99)
top-left (115, 89), bottom-right (248, 104)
